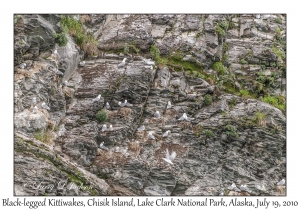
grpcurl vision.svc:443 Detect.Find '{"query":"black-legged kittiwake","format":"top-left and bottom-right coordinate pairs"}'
top-left (137, 125), bottom-right (145, 131)
top-left (154, 111), bottom-right (160, 118)
top-left (118, 100), bottom-right (132, 107)
top-left (240, 185), bottom-right (249, 192)
top-left (41, 102), bottom-right (50, 110)
top-left (109, 124), bottom-right (114, 131)
top-left (143, 59), bottom-right (155, 65)
top-left (19, 63), bottom-right (26, 69)
top-left (55, 69), bottom-right (64, 75)
top-left (92, 94), bottom-right (101, 102)
top-left (148, 131), bottom-right (156, 140)
top-left (162, 148), bottom-right (176, 165)
top-left (79, 61), bottom-right (85, 67)
top-left (118, 58), bottom-right (127, 67)
top-left (102, 124), bottom-right (107, 132)
top-left (227, 183), bottom-right (241, 192)
top-left (166, 101), bottom-right (172, 109)
top-left (33, 106), bottom-right (38, 113)
top-left (162, 130), bottom-right (171, 138)
top-left (178, 113), bottom-right (195, 121)
top-left (100, 142), bottom-right (108, 151)
top-left (106, 102), bottom-right (111, 110)
top-left (58, 124), bottom-right (66, 136)
top-left (277, 179), bottom-right (285, 186)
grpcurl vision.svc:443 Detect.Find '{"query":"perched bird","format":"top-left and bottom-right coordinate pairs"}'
top-left (58, 124), bottom-right (66, 136)
top-left (219, 192), bottom-right (224, 196)
top-left (162, 148), bottom-right (176, 165)
top-left (162, 130), bottom-right (171, 138)
top-left (63, 81), bottom-right (68, 86)
top-left (109, 124), bottom-right (114, 131)
top-left (79, 61), bottom-right (85, 67)
top-left (154, 111), bottom-right (160, 118)
top-left (118, 101), bottom-right (125, 107)
top-left (53, 49), bottom-right (60, 58)
top-left (166, 101), bottom-right (172, 109)
top-left (178, 113), bottom-right (195, 121)
top-left (143, 59), bottom-right (155, 65)
top-left (277, 179), bottom-right (285, 186)
top-left (92, 94), bottom-right (101, 102)
top-left (19, 63), bottom-right (26, 69)
top-left (148, 131), bottom-right (156, 140)
top-left (137, 125), bottom-right (145, 131)
top-left (33, 106), bottom-right (38, 113)
top-left (55, 69), bottom-right (64, 75)
top-left (118, 58), bottom-right (127, 67)
top-left (227, 183), bottom-right (240, 192)
top-left (41, 102), bottom-right (50, 110)
top-left (255, 14), bottom-right (261, 19)
top-left (106, 102), bottom-right (111, 110)
top-left (124, 100), bottom-right (133, 107)
top-left (240, 185), bottom-right (249, 192)
top-left (102, 124), bottom-right (107, 132)
top-left (100, 142), bottom-right (108, 151)
top-left (115, 146), bottom-right (120, 153)
top-left (32, 97), bottom-right (37, 105)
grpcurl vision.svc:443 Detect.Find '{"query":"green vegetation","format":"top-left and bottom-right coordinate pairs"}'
top-left (240, 59), bottom-right (248, 65)
top-left (228, 21), bottom-right (235, 30)
top-left (272, 47), bottom-right (286, 60)
top-left (239, 89), bottom-right (250, 98)
top-left (253, 112), bottom-right (267, 127)
top-left (150, 45), bottom-right (161, 61)
top-left (53, 32), bottom-right (68, 47)
top-left (225, 124), bottom-right (239, 138)
top-left (14, 15), bottom-right (20, 25)
top-left (96, 110), bottom-right (108, 122)
top-left (34, 130), bottom-right (52, 144)
top-left (203, 94), bottom-right (212, 106)
top-left (59, 15), bottom-right (98, 56)
top-left (275, 17), bottom-right (282, 24)
top-left (262, 95), bottom-right (286, 111)
top-left (215, 20), bottom-right (229, 38)
top-left (275, 27), bottom-right (281, 40)
top-left (124, 44), bottom-right (140, 55)
top-left (203, 129), bottom-right (214, 138)
top-left (212, 62), bottom-right (227, 75)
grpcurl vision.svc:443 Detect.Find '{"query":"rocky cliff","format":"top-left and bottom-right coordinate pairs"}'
top-left (14, 14), bottom-right (286, 196)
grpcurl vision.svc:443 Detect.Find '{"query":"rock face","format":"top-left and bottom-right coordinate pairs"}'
top-left (14, 14), bottom-right (286, 196)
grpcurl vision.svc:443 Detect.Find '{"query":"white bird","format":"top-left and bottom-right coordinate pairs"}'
top-left (53, 49), bottom-right (60, 58)
top-left (33, 106), bottom-right (38, 113)
top-left (227, 183), bottom-right (240, 192)
top-left (92, 94), bottom-right (101, 102)
top-left (106, 102), bottom-right (111, 110)
top-left (109, 124), bottom-right (114, 131)
top-left (19, 63), bottom-right (26, 69)
top-left (63, 81), bottom-right (68, 86)
top-left (162, 130), bottom-right (171, 138)
top-left (148, 131), bottom-right (156, 140)
top-left (256, 14), bottom-right (261, 19)
top-left (100, 142), bottom-right (108, 151)
top-left (55, 69), bottom-right (64, 75)
top-left (143, 59), bottom-right (155, 65)
top-left (178, 113), bottom-right (195, 121)
top-left (79, 61), bottom-right (85, 67)
top-left (162, 148), bottom-right (176, 165)
top-left (154, 111), bottom-right (160, 118)
top-left (118, 58), bottom-right (127, 67)
top-left (277, 179), bottom-right (285, 186)
top-left (41, 102), bottom-right (50, 110)
top-left (137, 125), bottom-right (145, 131)
top-left (32, 97), bottom-right (37, 105)
top-left (124, 100), bottom-right (133, 107)
top-left (102, 124), bottom-right (107, 132)
top-left (118, 101), bottom-right (125, 107)
top-left (219, 192), bottom-right (224, 196)
top-left (58, 124), bottom-right (66, 136)
top-left (240, 185), bottom-right (249, 192)
top-left (166, 101), bottom-right (172, 109)
top-left (115, 146), bottom-right (120, 153)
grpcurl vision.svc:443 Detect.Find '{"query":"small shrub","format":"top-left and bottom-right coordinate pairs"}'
top-left (262, 95), bottom-right (286, 111)
top-left (34, 130), bottom-right (52, 144)
top-left (222, 43), bottom-right (228, 52)
top-left (240, 89), bottom-right (250, 98)
top-left (275, 17), bottom-right (282, 24)
top-left (212, 62), bottom-right (227, 75)
top-left (225, 125), bottom-right (239, 138)
top-left (215, 25), bottom-right (226, 38)
top-left (240, 59), bottom-right (248, 65)
top-left (96, 110), bottom-right (108, 122)
top-left (228, 21), bottom-right (235, 29)
top-left (219, 20), bottom-right (229, 31)
top-left (254, 112), bottom-right (266, 127)
top-left (150, 45), bottom-right (160, 61)
top-left (203, 94), bottom-right (212, 106)
top-left (203, 129), bottom-right (214, 138)
top-left (53, 32), bottom-right (68, 47)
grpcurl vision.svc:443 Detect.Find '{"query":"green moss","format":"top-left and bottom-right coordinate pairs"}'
top-left (240, 59), bottom-right (248, 65)
top-left (53, 32), bottom-right (68, 47)
top-left (239, 89), bottom-right (250, 98)
top-left (34, 130), bottom-right (52, 144)
top-left (203, 129), bottom-right (214, 138)
top-left (96, 110), bottom-right (108, 122)
top-left (203, 94), bottom-right (212, 106)
top-left (215, 25), bottom-right (226, 38)
top-left (262, 95), bottom-right (286, 112)
top-left (212, 62), bottom-right (226, 75)
top-left (275, 17), bottom-right (282, 24)
top-left (150, 45), bottom-right (161, 61)
top-left (225, 124), bottom-right (239, 138)
top-left (272, 47), bottom-right (285, 60)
